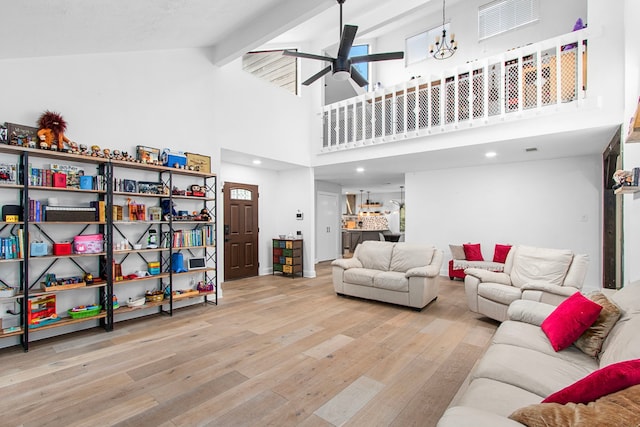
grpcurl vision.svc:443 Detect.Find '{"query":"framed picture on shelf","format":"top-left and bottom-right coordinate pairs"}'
top-left (0, 163), bottom-right (17, 183)
top-left (122, 179), bottom-right (137, 193)
top-left (136, 145), bottom-right (160, 164)
top-left (186, 153), bottom-right (211, 173)
top-left (6, 123), bottom-right (39, 147)
top-left (138, 181), bottom-right (164, 195)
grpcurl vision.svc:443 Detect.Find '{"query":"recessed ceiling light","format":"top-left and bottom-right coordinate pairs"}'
top-left (356, 167), bottom-right (365, 173)
top-left (485, 151), bottom-right (497, 158)
top-left (252, 159), bottom-right (262, 165)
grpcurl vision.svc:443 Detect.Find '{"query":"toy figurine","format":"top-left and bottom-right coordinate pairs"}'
top-left (37, 111), bottom-right (72, 151)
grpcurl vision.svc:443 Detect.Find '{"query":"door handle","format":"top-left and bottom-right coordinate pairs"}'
top-left (224, 224), bottom-right (230, 235)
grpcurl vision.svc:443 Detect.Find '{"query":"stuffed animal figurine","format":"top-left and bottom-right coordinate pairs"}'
top-left (37, 111), bottom-right (71, 151)
top-left (613, 169), bottom-right (634, 189)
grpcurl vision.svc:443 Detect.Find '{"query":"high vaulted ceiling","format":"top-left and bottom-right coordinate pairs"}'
top-left (1, 1), bottom-right (614, 194)
top-left (0, 0), bottom-right (438, 63)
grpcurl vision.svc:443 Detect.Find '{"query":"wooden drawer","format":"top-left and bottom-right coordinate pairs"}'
top-left (285, 256), bottom-right (301, 266)
top-left (282, 248), bottom-right (301, 257)
top-left (282, 264), bottom-right (302, 274)
top-left (285, 240), bottom-right (303, 249)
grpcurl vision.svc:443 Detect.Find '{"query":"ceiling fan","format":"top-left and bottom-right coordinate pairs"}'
top-left (283, 0), bottom-right (404, 87)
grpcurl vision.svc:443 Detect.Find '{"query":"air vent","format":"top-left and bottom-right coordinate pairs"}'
top-left (525, 147), bottom-right (538, 152)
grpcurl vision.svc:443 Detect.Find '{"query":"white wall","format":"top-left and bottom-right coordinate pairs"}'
top-left (406, 155), bottom-right (602, 291)
top-left (277, 167), bottom-right (316, 277)
top-left (619, 0), bottom-right (640, 284)
top-left (220, 162), bottom-right (316, 279)
top-left (214, 58), bottom-right (316, 165)
top-left (0, 46), bottom-right (318, 301)
top-left (376, 0), bottom-right (588, 86)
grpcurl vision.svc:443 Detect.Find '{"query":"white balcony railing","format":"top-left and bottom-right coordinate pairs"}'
top-left (321, 29), bottom-right (588, 151)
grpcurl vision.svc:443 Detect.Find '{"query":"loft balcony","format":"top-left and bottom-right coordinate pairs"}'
top-left (321, 28), bottom-right (590, 152)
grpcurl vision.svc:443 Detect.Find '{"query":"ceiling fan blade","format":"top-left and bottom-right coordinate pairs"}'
top-left (350, 66), bottom-right (368, 87)
top-left (283, 50), bottom-right (334, 62)
top-left (337, 25), bottom-right (358, 59)
top-left (302, 65), bottom-right (332, 86)
top-left (351, 51), bottom-right (405, 64)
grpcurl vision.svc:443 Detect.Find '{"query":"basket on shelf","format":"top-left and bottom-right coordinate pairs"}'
top-left (145, 290), bottom-right (164, 302)
top-left (67, 305), bottom-right (102, 319)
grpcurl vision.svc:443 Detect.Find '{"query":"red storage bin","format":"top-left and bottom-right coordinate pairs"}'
top-left (53, 242), bottom-right (72, 256)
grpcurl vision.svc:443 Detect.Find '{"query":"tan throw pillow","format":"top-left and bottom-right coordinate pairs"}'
top-left (509, 384), bottom-right (640, 427)
top-left (574, 292), bottom-right (621, 357)
top-left (449, 244), bottom-right (466, 260)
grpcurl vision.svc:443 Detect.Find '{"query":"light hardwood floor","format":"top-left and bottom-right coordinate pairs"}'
top-left (0, 262), bottom-right (497, 427)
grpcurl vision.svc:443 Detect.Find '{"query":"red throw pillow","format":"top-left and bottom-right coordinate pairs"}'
top-left (493, 244), bottom-right (512, 263)
top-left (541, 292), bottom-right (602, 351)
top-left (462, 243), bottom-right (484, 261)
top-left (543, 359), bottom-right (640, 404)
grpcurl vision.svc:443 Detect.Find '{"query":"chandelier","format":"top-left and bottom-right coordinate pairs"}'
top-left (429, 0), bottom-right (457, 60)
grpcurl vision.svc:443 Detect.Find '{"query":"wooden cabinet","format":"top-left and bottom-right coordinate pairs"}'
top-left (272, 238), bottom-right (303, 278)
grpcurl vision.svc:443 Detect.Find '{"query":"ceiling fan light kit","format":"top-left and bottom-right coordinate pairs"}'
top-left (283, 0), bottom-right (404, 87)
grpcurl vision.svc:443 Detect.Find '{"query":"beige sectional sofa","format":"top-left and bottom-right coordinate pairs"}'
top-left (437, 283), bottom-right (640, 426)
top-left (331, 241), bottom-right (443, 310)
top-left (465, 245), bottom-right (590, 322)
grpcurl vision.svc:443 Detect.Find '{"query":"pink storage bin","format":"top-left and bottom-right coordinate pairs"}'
top-left (73, 234), bottom-right (104, 254)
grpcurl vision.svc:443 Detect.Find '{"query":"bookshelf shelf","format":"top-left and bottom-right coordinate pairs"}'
top-left (614, 186), bottom-right (640, 195)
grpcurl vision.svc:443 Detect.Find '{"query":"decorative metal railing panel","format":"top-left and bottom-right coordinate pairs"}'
top-left (321, 30), bottom-right (588, 151)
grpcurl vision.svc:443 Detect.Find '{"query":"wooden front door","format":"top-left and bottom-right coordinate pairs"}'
top-left (224, 182), bottom-right (259, 281)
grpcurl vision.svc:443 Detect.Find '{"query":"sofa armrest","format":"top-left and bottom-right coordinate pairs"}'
top-left (438, 407), bottom-right (525, 427)
top-left (507, 300), bottom-right (556, 326)
top-left (331, 257), bottom-right (363, 270)
top-left (406, 265), bottom-right (440, 278)
top-left (520, 282), bottom-right (580, 297)
top-left (464, 268), bottom-right (512, 286)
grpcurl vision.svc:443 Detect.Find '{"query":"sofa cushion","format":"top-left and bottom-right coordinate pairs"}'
top-left (493, 244), bottom-right (512, 263)
top-left (610, 281), bottom-right (640, 321)
top-left (463, 243), bottom-right (484, 261)
top-left (457, 377), bottom-right (544, 418)
top-left (478, 282), bottom-right (522, 306)
top-left (541, 292), bottom-right (602, 352)
top-left (562, 253), bottom-right (589, 289)
top-left (543, 359), bottom-right (640, 405)
top-left (356, 241), bottom-right (395, 271)
top-left (390, 244), bottom-right (434, 273)
top-left (449, 244), bottom-right (466, 260)
top-left (343, 268), bottom-right (379, 287)
top-left (472, 344), bottom-right (595, 398)
top-left (574, 292), bottom-right (621, 357)
top-left (599, 314), bottom-right (640, 368)
top-left (509, 246), bottom-right (574, 288)
top-left (492, 321), bottom-right (598, 367)
top-left (373, 271), bottom-right (408, 292)
top-left (509, 384), bottom-right (640, 427)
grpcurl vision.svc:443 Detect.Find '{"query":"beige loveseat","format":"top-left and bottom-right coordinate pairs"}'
top-left (437, 283), bottom-right (640, 426)
top-left (465, 245), bottom-right (589, 322)
top-left (331, 241), bottom-right (443, 310)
